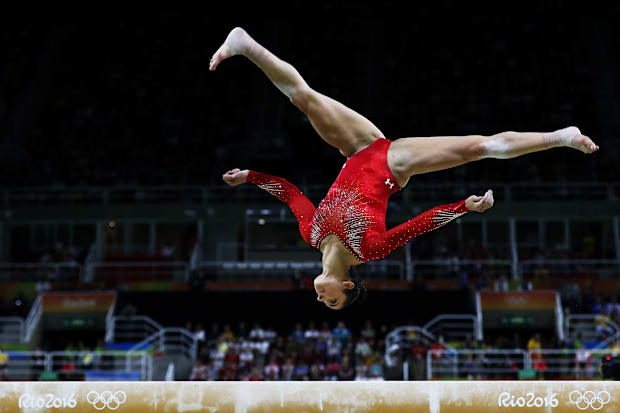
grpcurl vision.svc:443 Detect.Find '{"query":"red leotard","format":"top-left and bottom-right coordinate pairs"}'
top-left (247, 138), bottom-right (469, 262)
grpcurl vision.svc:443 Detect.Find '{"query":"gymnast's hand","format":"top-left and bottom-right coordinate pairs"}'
top-left (223, 168), bottom-right (249, 186)
top-left (465, 189), bottom-right (494, 212)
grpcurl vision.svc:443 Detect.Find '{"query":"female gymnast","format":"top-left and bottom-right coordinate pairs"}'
top-left (212, 27), bottom-right (599, 310)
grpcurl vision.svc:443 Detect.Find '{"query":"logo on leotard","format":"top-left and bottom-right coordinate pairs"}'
top-left (384, 178), bottom-right (394, 189)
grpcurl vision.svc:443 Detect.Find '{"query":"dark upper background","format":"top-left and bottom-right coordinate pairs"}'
top-left (1, 3), bottom-right (619, 189)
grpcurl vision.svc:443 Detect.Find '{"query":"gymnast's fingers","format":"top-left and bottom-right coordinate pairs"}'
top-left (477, 191), bottom-right (494, 211)
top-left (486, 190), bottom-right (494, 207)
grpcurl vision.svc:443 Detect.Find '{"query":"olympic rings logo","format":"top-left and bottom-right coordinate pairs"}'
top-left (86, 391), bottom-right (127, 410)
top-left (568, 391), bottom-right (611, 410)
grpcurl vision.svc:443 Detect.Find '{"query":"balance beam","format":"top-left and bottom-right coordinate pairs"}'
top-left (4, 381), bottom-right (618, 412)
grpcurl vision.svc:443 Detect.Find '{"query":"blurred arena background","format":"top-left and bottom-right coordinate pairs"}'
top-left (1, 2), bottom-right (619, 383)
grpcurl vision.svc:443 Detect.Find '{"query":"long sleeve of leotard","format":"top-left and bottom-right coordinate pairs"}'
top-left (247, 171), bottom-right (316, 244)
top-left (363, 200), bottom-right (470, 261)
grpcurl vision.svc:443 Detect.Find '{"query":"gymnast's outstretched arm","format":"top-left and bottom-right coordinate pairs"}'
top-left (223, 168), bottom-right (315, 244)
top-left (362, 190), bottom-right (494, 261)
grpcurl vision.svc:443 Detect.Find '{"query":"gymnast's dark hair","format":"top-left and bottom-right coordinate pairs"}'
top-left (342, 268), bottom-right (367, 309)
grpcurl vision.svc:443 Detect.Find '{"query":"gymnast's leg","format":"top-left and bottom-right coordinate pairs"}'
top-left (387, 127), bottom-right (599, 187)
top-left (210, 27), bottom-right (383, 157)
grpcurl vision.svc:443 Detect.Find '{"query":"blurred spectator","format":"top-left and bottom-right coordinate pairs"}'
top-left (326, 335), bottom-right (342, 361)
top-left (360, 321), bottom-right (376, 340)
top-left (527, 333), bottom-right (542, 354)
top-left (355, 338), bottom-right (371, 360)
top-left (528, 333), bottom-right (548, 379)
top-left (218, 360), bottom-right (237, 381)
top-left (0, 346), bottom-right (7, 379)
top-left (354, 363), bottom-right (368, 381)
top-left (264, 357), bottom-right (280, 380)
top-left (305, 322), bottom-right (320, 341)
top-left (325, 358), bottom-right (340, 381)
top-left (293, 360), bottom-right (309, 380)
top-left (194, 323), bottom-right (206, 342)
top-left (206, 324), bottom-right (220, 346)
top-left (160, 242), bottom-right (175, 260)
top-left (333, 321), bottom-right (351, 344)
top-left (309, 363), bottom-right (325, 381)
top-left (247, 366), bottom-right (264, 381)
top-left (368, 357), bottom-right (385, 381)
top-left (219, 324), bottom-right (235, 341)
top-left (263, 326), bottom-right (277, 341)
top-left (574, 344), bottom-right (592, 379)
top-left (249, 323), bottom-right (264, 340)
top-left (319, 322), bottom-right (333, 341)
top-left (338, 356), bottom-right (355, 380)
top-left (237, 322), bottom-right (248, 339)
top-left (410, 338), bottom-right (427, 380)
top-left (281, 357), bottom-right (295, 381)
top-left (190, 358), bottom-right (215, 381)
top-left (238, 347), bottom-right (254, 371)
top-left (429, 336), bottom-right (446, 360)
top-left (291, 323), bottom-right (305, 343)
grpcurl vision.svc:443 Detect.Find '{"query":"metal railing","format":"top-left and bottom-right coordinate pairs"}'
top-left (0, 350), bottom-right (151, 381)
top-left (129, 328), bottom-right (197, 360)
top-left (109, 316), bottom-right (197, 361)
top-left (24, 295), bottom-right (42, 342)
top-left (107, 187), bottom-right (207, 205)
top-left (423, 315), bottom-right (481, 342)
top-left (528, 349), bottom-right (616, 379)
top-left (427, 349), bottom-right (529, 380)
top-left (410, 259), bottom-right (513, 280)
top-left (48, 351), bottom-right (151, 381)
top-left (195, 260), bottom-right (404, 280)
top-left (3, 182), bottom-right (618, 206)
top-left (89, 261), bottom-right (189, 281)
top-left (0, 351), bottom-right (47, 380)
top-left (0, 257), bottom-right (615, 284)
top-left (104, 296), bottom-right (117, 343)
top-left (423, 348), bottom-right (618, 380)
top-left (0, 317), bottom-right (24, 343)
top-left (165, 362), bottom-right (175, 381)
top-left (385, 326), bottom-right (438, 368)
top-left (110, 316), bottom-right (163, 344)
top-left (0, 262), bottom-right (81, 281)
top-left (519, 259), bottom-right (620, 278)
top-left (384, 316), bottom-right (482, 371)
top-left (565, 314), bottom-right (620, 345)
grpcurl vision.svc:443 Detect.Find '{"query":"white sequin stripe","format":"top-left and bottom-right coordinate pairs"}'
top-left (314, 232), bottom-right (365, 263)
top-left (343, 207), bottom-right (373, 260)
top-left (258, 181), bottom-right (284, 197)
top-left (310, 184), bottom-right (374, 260)
top-left (431, 209), bottom-right (467, 227)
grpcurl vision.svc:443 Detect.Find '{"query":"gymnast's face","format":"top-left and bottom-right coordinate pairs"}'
top-left (313, 274), bottom-right (353, 310)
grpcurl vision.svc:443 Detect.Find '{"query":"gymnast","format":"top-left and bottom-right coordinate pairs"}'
top-left (212, 27), bottom-right (599, 310)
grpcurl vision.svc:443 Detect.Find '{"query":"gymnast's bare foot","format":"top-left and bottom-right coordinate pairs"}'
top-left (570, 132), bottom-right (599, 154)
top-left (543, 126), bottom-right (599, 154)
top-left (210, 27), bottom-right (252, 71)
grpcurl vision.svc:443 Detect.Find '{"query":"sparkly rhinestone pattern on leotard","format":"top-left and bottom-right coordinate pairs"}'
top-left (246, 138), bottom-right (469, 262)
top-left (309, 180), bottom-right (375, 260)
